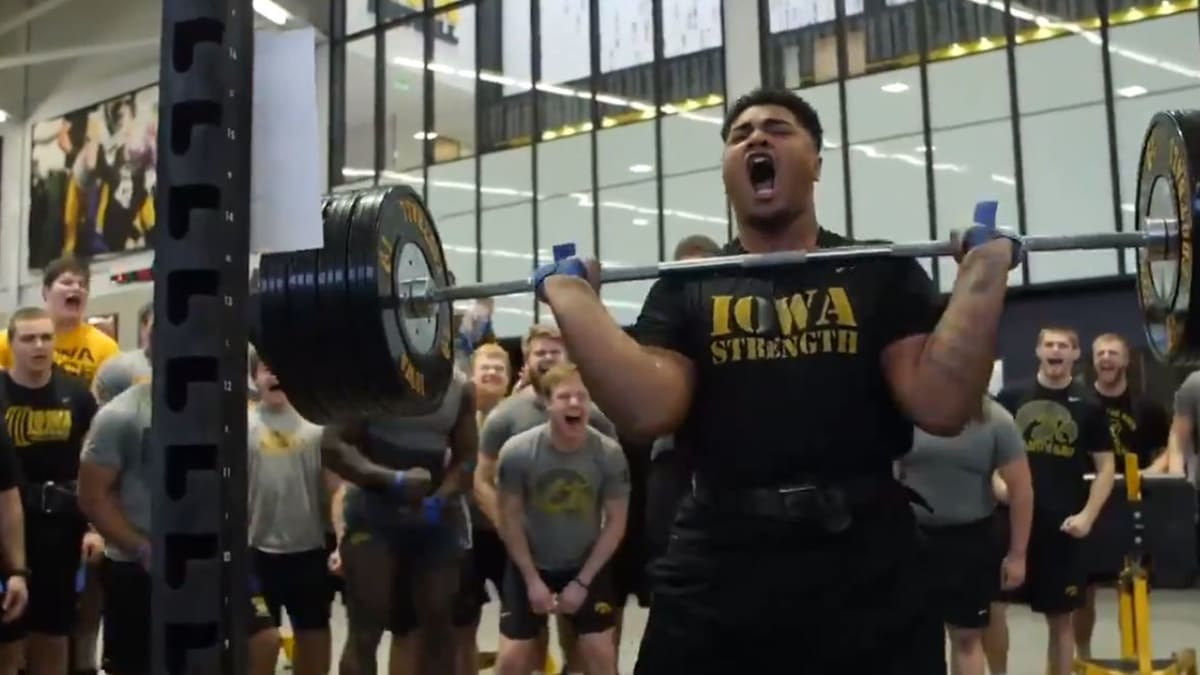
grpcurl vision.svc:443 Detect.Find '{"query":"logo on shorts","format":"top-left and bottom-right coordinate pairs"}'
top-left (252, 595), bottom-right (271, 618)
top-left (593, 602), bottom-right (612, 615)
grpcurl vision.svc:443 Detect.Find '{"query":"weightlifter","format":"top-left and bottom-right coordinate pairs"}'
top-left (454, 342), bottom-right (513, 675)
top-left (77, 381), bottom-right (281, 675)
top-left (475, 324), bottom-right (617, 674)
top-left (247, 352), bottom-right (340, 675)
top-left (322, 368), bottom-right (477, 675)
top-left (530, 86), bottom-right (1021, 672)
top-left (990, 327), bottom-right (1115, 675)
top-left (494, 363), bottom-right (628, 675)
top-left (644, 235), bottom-right (721, 570)
top-left (0, 308), bottom-right (97, 675)
top-left (897, 394), bottom-right (1032, 675)
top-left (1073, 332), bottom-right (1169, 659)
top-left (92, 302), bottom-right (153, 405)
top-left (0, 258), bottom-right (117, 675)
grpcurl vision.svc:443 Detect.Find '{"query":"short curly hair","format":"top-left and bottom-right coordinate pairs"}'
top-left (720, 87), bottom-right (824, 153)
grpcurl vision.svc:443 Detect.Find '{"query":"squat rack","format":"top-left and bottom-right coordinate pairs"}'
top-left (150, 1), bottom-right (252, 674)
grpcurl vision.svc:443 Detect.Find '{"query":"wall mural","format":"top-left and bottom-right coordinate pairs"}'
top-left (27, 83), bottom-right (158, 270)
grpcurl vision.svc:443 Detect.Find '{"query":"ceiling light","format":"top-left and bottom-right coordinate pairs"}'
top-left (1116, 85), bottom-right (1147, 98)
top-left (880, 82), bottom-right (910, 93)
top-left (0, 109), bottom-right (9, 123)
top-left (412, 131), bottom-right (439, 140)
top-left (628, 164), bottom-right (653, 174)
top-left (915, 145), bottom-right (934, 152)
top-left (253, 0), bottom-right (290, 25)
top-left (632, 218), bottom-right (649, 226)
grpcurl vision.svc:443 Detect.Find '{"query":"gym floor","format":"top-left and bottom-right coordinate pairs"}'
top-left (300, 588), bottom-right (1200, 674)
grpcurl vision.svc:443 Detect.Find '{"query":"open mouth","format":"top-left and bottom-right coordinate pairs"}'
top-left (1046, 358), bottom-right (1064, 367)
top-left (65, 295), bottom-right (83, 310)
top-left (563, 412), bottom-right (584, 427)
top-left (747, 153), bottom-right (776, 199)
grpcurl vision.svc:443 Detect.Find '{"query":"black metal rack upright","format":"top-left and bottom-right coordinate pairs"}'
top-left (151, 1), bottom-right (253, 674)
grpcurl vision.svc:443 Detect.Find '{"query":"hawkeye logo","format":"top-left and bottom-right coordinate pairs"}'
top-left (4, 406), bottom-right (72, 447)
top-left (531, 469), bottom-right (595, 517)
top-left (257, 428), bottom-right (300, 455)
top-left (1014, 400), bottom-right (1079, 458)
top-left (708, 287), bottom-right (859, 365)
top-left (1106, 406), bottom-right (1137, 457)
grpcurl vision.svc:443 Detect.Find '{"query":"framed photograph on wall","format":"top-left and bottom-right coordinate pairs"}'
top-left (27, 83), bottom-right (159, 270)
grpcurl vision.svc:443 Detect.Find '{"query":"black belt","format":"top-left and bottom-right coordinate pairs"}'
top-left (691, 475), bottom-right (927, 533)
top-left (23, 480), bottom-right (80, 517)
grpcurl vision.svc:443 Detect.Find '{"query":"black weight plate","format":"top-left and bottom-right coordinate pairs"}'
top-left (377, 185), bottom-right (454, 412)
top-left (1136, 110), bottom-right (1200, 366)
top-left (311, 191), bottom-right (373, 419)
top-left (283, 248), bottom-right (333, 423)
top-left (345, 188), bottom-right (410, 413)
top-left (256, 252), bottom-right (290, 385)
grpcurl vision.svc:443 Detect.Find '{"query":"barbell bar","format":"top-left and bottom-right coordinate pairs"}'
top-left (253, 109), bottom-right (1199, 425)
top-left (408, 229), bottom-right (1165, 305)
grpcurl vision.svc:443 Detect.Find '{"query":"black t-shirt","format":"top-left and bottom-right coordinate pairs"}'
top-left (1094, 388), bottom-right (1169, 473)
top-left (632, 229), bottom-right (939, 487)
top-left (0, 370), bottom-right (98, 486)
top-left (999, 379), bottom-right (1112, 518)
top-left (0, 425), bottom-right (19, 492)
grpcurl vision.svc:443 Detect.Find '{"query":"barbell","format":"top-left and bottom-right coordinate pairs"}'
top-left (253, 109), bottom-right (1199, 424)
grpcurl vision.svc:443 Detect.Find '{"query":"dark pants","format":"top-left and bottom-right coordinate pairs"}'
top-left (634, 493), bottom-right (942, 674)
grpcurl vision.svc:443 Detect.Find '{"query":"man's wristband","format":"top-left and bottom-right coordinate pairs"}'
top-left (570, 577), bottom-right (588, 590)
top-left (392, 470), bottom-right (407, 491)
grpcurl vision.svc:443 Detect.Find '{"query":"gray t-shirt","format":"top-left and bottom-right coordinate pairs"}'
top-left (481, 389), bottom-right (617, 459)
top-left (92, 349), bottom-right (152, 405)
top-left (248, 403), bottom-right (326, 553)
top-left (899, 399), bottom-right (1026, 526)
top-left (1173, 371), bottom-right (1200, 485)
top-left (496, 424), bottom-right (630, 571)
top-left (80, 382), bottom-right (153, 562)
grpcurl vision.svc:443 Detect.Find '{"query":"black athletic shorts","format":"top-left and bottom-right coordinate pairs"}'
top-left (645, 451), bottom-right (691, 569)
top-left (1002, 513), bottom-right (1085, 615)
top-left (633, 494), bottom-right (943, 674)
top-left (920, 515), bottom-right (1001, 629)
top-left (451, 527), bottom-right (507, 627)
top-left (499, 563), bottom-right (617, 641)
top-left (101, 557), bottom-right (275, 675)
top-left (0, 515), bottom-right (85, 642)
top-left (252, 547), bottom-right (335, 631)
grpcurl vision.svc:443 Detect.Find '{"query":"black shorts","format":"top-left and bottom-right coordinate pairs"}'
top-left (645, 452), bottom-right (691, 566)
top-left (920, 516), bottom-right (1001, 629)
top-left (101, 558), bottom-right (275, 675)
top-left (252, 547), bottom-right (335, 631)
top-left (0, 516), bottom-right (84, 642)
top-left (1002, 514), bottom-right (1086, 615)
top-left (633, 496), bottom-right (943, 674)
top-left (499, 563), bottom-right (617, 641)
top-left (451, 527), bottom-right (507, 627)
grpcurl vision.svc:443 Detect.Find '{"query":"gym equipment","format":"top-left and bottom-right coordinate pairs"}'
top-left (254, 109), bottom-right (1199, 424)
top-left (1075, 455), bottom-right (1198, 675)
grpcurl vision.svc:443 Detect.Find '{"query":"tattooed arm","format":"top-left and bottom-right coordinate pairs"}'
top-left (882, 240), bottom-right (1014, 436)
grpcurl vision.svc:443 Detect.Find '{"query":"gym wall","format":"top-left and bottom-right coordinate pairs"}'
top-left (334, 0), bottom-right (1199, 340)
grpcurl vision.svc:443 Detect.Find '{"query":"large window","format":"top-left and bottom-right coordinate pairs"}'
top-left (331, 0), bottom-right (1200, 336)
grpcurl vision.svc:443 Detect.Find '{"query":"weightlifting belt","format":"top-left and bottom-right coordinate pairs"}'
top-left (23, 480), bottom-right (80, 517)
top-left (691, 475), bottom-right (927, 533)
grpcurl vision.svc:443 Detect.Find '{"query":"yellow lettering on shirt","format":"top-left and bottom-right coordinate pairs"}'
top-left (4, 406), bottom-right (73, 447)
top-left (708, 287), bottom-right (860, 364)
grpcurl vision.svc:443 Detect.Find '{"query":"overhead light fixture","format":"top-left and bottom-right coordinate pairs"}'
top-left (915, 145), bottom-right (934, 153)
top-left (412, 131), bottom-right (439, 140)
top-left (1116, 85), bottom-right (1148, 98)
top-left (880, 82), bottom-right (910, 93)
top-left (0, 109), bottom-right (9, 123)
top-left (253, 0), bottom-right (290, 25)
top-left (628, 164), bottom-right (653, 174)
top-left (632, 218), bottom-right (649, 226)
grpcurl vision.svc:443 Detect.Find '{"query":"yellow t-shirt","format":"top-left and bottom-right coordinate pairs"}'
top-left (0, 323), bottom-right (120, 385)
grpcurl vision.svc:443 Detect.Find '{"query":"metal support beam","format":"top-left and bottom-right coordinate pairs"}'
top-left (151, 0), bottom-right (253, 673)
top-left (0, 0), bottom-right (81, 40)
